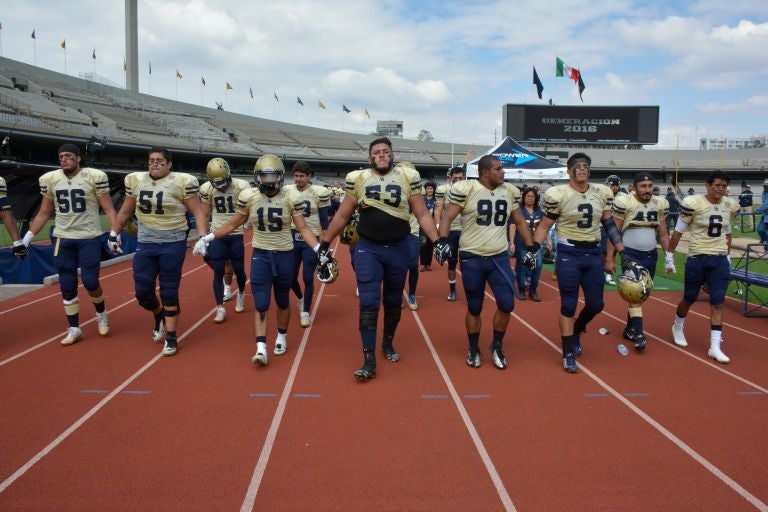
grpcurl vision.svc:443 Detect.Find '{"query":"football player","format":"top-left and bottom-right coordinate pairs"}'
top-left (532, 153), bottom-right (626, 373)
top-left (606, 172), bottom-right (671, 351)
top-left (18, 144), bottom-right (116, 345)
top-left (285, 161), bottom-right (331, 328)
top-left (315, 137), bottom-right (442, 381)
top-left (194, 154), bottom-right (320, 366)
top-left (399, 161), bottom-right (422, 310)
top-left (111, 147), bottom-right (209, 357)
top-left (433, 166), bottom-right (466, 301)
top-left (601, 174), bottom-right (624, 285)
top-left (439, 155), bottom-right (536, 370)
top-left (668, 170), bottom-right (739, 363)
top-left (199, 157), bottom-right (251, 323)
top-left (1, 176), bottom-right (24, 256)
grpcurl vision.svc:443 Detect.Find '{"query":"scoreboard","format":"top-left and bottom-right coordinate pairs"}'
top-left (503, 104), bottom-right (659, 144)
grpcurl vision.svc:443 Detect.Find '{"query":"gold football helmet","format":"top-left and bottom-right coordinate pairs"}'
top-left (254, 154), bottom-right (285, 194)
top-left (340, 223), bottom-right (359, 246)
top-left (317, 258), bottom-right (339, 284)
top-left (617, 265), bottom-right (653, 304)
top-left (206, 158), bottom-right (232, 191)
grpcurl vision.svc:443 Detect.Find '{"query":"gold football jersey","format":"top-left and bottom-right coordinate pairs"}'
top-left (124, 171), bottom-right (199, 231)
top-left (285, 183), bottom-right (332, 236)
top-left (40, 167), bottom-right (110, 239)
top-left (679, 194), bottom-right (739, 255)
top-left (448, 180), bottom-right (521, 256)
top-left (542, 183), bottom-right (614, 242)
top-left (0, 176), bottom-right (9, 211)
top-left (237, 186), bottom-right (304, 251)
top-left (613, 192), bottom-right (669, 251)
top-left (344, 165), bottom-right (422, 221)
top-left (199, 178), bottom-right (251, 234)
top-left (436, 183), bottom-right (462, 231)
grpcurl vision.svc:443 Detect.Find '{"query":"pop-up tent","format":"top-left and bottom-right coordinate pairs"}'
top-left (465, 137), bottom-right (568, 182)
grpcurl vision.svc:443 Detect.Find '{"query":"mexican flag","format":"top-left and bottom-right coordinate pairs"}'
top-left (556, 57), bottom-right (580, 83)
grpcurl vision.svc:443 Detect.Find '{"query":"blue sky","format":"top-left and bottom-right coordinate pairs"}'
top-left (1, 0), bottom-right (767, 149)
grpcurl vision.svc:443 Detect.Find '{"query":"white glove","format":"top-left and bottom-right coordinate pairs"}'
top-left (664, 251), bottom-right (676, 274)
top-left (193, 233), bottom-right (214, 256)
top-left (726, 254), bottom-right (732, 267)
top-left (21, 230), bottom-right (34, 247)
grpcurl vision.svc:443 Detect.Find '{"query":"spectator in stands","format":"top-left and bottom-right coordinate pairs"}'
top-left (738, 184), bottom-right (754, 231)
top-left (110, 147), bottom-right (209, 357)
top-left (18, 143), bottom-right (117, 346)
top-left (665, 186), bottom-right (680, 230)
top-left (758, 179), bottom-right (768, 248)
top-left (420, 180), bottom-right (437, 271)
top-left (687, 187), bottom-right (696, 196)
top-left (1, 176), bottom-right (24, 254)
top-left (652, 186), bottom-right (660, 196)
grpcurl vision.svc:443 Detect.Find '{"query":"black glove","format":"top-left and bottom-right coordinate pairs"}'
top-left (620, 251), bottom-right (642, 277)
top-left (522, 242), bottom-right (540, 270)
top-left (433, 237), bottom-right (452, 265)
top-left (316, 241), bottom-right (332, 267)
top-left (12, 241), bottom-right (28, 260)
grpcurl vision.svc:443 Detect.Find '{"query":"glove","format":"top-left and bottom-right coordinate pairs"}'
top-left (433, 237), bottom-right (452, 265)
top-left (726, 254), bottom-right (732, 267)
top-left (107, 231), bottom-right (122, 255)
top-left (620, 252), bottom-right (644, 278)
top-left (193, 233), bottom-right (214, 256)
top-left (315, 241), bottom-right (332, 266)
top-left (12, 240), bottom-right (28, 260)
top-left (522, 242), bottom-right (540, 271)
top-left (664, 251), bottom-right (676, 274)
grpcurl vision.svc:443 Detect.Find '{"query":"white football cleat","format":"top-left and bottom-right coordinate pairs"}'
top-left (297, 296), bottom-right (304, 314)
top-left (300, 311), bottom-right (311, 328)
top-left (274, 337), bottom-right (287, 355)
top-left (152, 316), bottom-right (165, 343)
top-left (61, 327), bottom-right (82, 346)
top-left (214, 305), bottom-right (226, 323)
top-left (235, 292), bottom-right (245, 313)
top-left (671, 324), bottom-right (688, 347)
top-left (252, 342), bottom-right (268, 366)
top-left (708, 340), bottom-right (730, 364)
top-left (223, 283), bottom-right (233, 302)
top-left (96, 311), bottom-right (109, 336)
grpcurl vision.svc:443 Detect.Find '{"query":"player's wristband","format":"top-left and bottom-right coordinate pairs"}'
top-left (313, 243), bottom-right (321, 252)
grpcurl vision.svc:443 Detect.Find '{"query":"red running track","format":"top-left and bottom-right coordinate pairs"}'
top-left (0, 245), bottom-right (766, 511)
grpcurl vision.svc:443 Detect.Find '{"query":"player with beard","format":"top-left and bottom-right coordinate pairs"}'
top-left (315, 137), bottom-right (444, 381)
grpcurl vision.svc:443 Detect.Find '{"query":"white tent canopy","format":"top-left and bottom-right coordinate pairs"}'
top-left (466, 137), bottom-right (568, 183)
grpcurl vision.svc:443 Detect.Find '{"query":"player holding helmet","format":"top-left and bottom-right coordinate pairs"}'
top-left (606, 172), bottom-right (671, 351)
top-left (194, 154), bottom-right (321, 366)
top-left (433, 166), bottom-right (466, 301)
top-left (199, 157), bottom-right (251, 322)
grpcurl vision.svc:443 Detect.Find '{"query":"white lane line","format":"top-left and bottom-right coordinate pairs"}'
top-left (512, 310), bottom-right (768, 512)
top-left (0, 264), bottom-right (208, 367)
top-left (0, 266), bottom-right (134, 316)
top-left (239, 281), bottom-right (327, 512)
top-left (0, 308), bottom-right (215, 494)
top-left (409, 306), bottom-right (517, 512)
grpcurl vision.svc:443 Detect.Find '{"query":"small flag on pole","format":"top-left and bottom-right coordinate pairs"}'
top-left (31, 29), bottom-right (36, 39)
top-left (123, 58), bottom-right (127, 72)
top-left (249, 87), bottom-right (254, 99)
top-left (533, 66), bottom-right (544, 99)
top-left (273, 91), bottom-right (279, 102)
top-left (297, 96), bottom-right (304, 106)
top-left (318, 100), bottom-right (326, 109)
top-left (60, 39), bottom-right (66, 49)
top-left (342, 104), bottom-right (351, 113)
top-left (176, 69), bottom-right (182, 79)
top-left (149, 61), bottom-right (152, 75)
top-left (201, 76), bottom-right (206, 86)
top-left (92, 49), bottom-right (96, 60)
top-left (364, 108), bottom-right (371, 119)
top-left (226, 81), bottom-right (233, 90)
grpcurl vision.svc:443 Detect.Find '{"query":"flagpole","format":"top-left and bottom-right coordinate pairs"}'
top-left (674, 134), bottom-right (680, 192)
top-left (63, 48), bottom-right (67, 75)
top-left (33, 39), bottom-right (37, 66)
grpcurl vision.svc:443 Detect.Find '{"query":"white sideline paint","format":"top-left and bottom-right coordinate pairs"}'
top-left (0, 309), bottom-right (215, 494)
top-left (239, 282), bottom-right (327, 511)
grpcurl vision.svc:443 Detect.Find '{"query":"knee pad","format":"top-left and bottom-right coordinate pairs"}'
top-left (560, 298), bottom-right (578, 318)
top-left (163, 299), bottom-right (180, 318)
top-left (137, 295), bottom-right (160, 312)
top-left (383, 307), bottom-right (401, 325)
top-left (467, 296), bottom-right (483, 317)
top-left (359, 309), bottom-right (378, 333)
